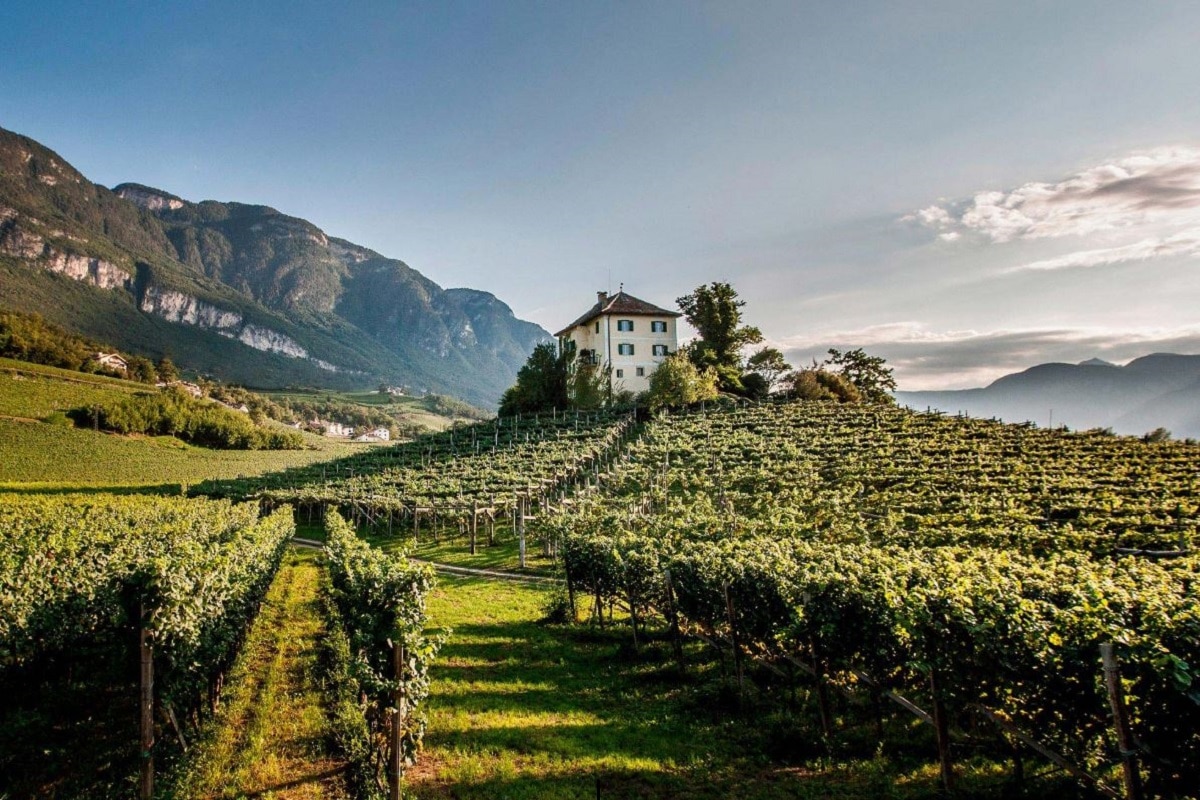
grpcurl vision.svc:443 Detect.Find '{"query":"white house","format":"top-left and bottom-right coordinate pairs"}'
top-left (353, 427), bottom-right (391, 443)
top-left (94, 352), bottom-right (128, 373)
top-left (555, 288), bottom-right (681, 396)
top-left (322, 421), bottom-right (353, 437)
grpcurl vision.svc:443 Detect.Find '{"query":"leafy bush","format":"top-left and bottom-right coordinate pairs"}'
top-left (74, 386), bottom-right (306, 450)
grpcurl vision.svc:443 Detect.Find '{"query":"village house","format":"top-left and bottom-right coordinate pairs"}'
top-left (555, 288), bottom-right (681, 396)
top-left (93, 352), bottom-right (128, 373)
top-left (321, 421), bottom-right (353, 437)
top-left (156, 380), bottom-right (205, 398)
top-left (353, 427), bottom-right (391, 443)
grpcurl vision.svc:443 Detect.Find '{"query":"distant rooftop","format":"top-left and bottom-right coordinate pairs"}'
top-left (555, 289), bottom-right (681, 337)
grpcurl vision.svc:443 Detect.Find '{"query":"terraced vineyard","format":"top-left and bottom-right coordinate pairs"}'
top-left (201, 410), bottom-right (637, 542)
top-left (541, 401), bottom-right (1199, 798)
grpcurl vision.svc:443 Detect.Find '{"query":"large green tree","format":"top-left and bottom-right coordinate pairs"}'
top-left (498, 342), bottom-right (568, 415)
top-left (676, 282), bottom-right (763, 392)
top-left (822, 348), bottom-right (896, 404)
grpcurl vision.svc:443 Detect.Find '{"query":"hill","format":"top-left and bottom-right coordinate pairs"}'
top-left (895, 353), bottom-right (1200, 438)
top-left (0, 127), bottom-right (550, 407)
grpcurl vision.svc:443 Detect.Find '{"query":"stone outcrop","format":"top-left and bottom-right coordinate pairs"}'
top-left (115, 184), bottom-right (186, 212)
top-left (0, 223), bottom-right (131, 291)
top-left (137, 285), bottom-right (336, 367)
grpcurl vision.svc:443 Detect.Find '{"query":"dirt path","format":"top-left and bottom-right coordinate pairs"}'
top-left (175, 550), bottom-right (348, 799)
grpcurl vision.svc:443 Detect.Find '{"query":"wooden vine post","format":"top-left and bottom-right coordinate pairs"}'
top-left (722, 583), bottom-right (744, 701)
top-left (139, 601), bottom-right (155, 800)
top-left (469, 499), bottom-right (478, 555)
top-left (517, 496), bottom-right (527, 569)
top-left (1100, 643), bottom-right (1144, 800)
top-left (929, 670), bottom-right (955, 793)
top-left (389, 640), bottom-right (408, 800)
top-left (810, 636), bottom-right (834, 738)
top-left (663, 569), bottom-right (685, 673)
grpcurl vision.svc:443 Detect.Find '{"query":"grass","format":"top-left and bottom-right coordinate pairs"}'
top-left (406, 576), bottom-right (1083, 800)
top-left (171, 549), bottom-right (348, 800)
top-left (0, 356), bottom-right (151, 419)
top-left (371, 526), bottom-right (559, 576)
top-left (0, 417), bottom-right (371, 490)
top-left (0, 354), bottom-right (380, 490)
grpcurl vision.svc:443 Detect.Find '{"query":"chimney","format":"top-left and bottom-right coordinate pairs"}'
top-left (597, 290), bottom-right (608, 305)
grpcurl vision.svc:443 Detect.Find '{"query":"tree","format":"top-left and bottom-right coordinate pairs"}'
top-left (783, 369), bottom-right (862, 403)
top-left (1142, 427), bottom-right (1172, 443)
top-left (126, 355), bottom-right (158, 384)
top-left (676, 282), bottom-right (763, 391)
top-left (156, 356), bottom-right (180, 384)
top-left (498, 343), bottom-right (568, 416)
top-left (568, 358), bottom-right (609, 410)
top-left (645, 352), bottom-right (719, 410)
top-left (746, 346), bottom-right (791, 394)
top-left (822, 348), bottom-right (895, 404)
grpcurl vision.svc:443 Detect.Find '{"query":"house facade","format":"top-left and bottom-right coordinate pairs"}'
top-left (555, 289), bottom-right (681, 396)
top-left (94, 352), bottom-right (128, 373)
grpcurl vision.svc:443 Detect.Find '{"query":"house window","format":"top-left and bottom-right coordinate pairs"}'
top-left (617, 319), bottom-right (634, 332)
top-left (652, 344), bottom-right (668, 356)
top-left (618, 343), bottom-right (635, 356)
top-left (636, 367), bottom-right (645, 377)
top-left (595, 321), bottom-right (600, 333)
top-left (651, 320), bottom-right (667, 333)
top-left (615, 368), bottom-right (624, 378)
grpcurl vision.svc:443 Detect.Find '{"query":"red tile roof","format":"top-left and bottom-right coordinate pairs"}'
top-left (555, 291), bottom-right (681, 337)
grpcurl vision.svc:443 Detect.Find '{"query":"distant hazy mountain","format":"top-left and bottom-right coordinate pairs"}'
top-left (0, 127), bottom-right (550, 406)
top-left (896, 354), bottom-right (1200, 438)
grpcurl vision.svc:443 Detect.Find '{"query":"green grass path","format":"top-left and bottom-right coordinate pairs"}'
top-left (173, 550), bottom-right (348, 800)
top-left (407, 577), bottom-right (839, 800)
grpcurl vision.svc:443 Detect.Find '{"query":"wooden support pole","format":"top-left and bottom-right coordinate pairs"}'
top-left (929, 670), bottom-right (955, 793)
top-left (663, 569), bottom-right (686, 673)
top-left (811, 637), bottom-right (834, 738)
top-left (488, 494), bottom-right (496, 545)
top-left (971, 704), bottom-right (1122, 800)
top-left (1101, 643), bottom-right (1144, 800)
top-left (139, 602), bottom-right (155, 800)
top-left (723, 583), bottom-right (744, 701)
top-left (518, 498), bottom-right (527, 568)
top-left (470, 499), bottom-right (478, 555)
top-left (389, 641), bottom-right (406, 800)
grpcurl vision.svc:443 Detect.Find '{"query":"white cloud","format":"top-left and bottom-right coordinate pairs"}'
top-left (1010, 228), bottom-right (1200, 272)
top-left (911, 146), bottom-right (1200, 244)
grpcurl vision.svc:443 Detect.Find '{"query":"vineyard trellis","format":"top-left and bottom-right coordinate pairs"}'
top-left (539, 401), bottom-right (1199, 798)
top-left (0, 493), bottom-right (294, 797)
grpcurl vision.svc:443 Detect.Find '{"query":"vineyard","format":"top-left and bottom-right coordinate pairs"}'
top-left (4, 398), bottom-right (1198, 798)
top-left (538, 402), bottom-right (1200, 798)
top-left (200, 409), bottom-right (638, 561)
top-left (0, 493), bottom-right (436, 798)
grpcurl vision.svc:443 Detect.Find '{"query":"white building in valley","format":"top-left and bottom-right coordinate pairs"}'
top-left (555, 288), bottom-right (681, 396)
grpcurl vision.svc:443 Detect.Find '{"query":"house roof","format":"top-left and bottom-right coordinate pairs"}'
top-left (555, 290), bottom-right (682, 336)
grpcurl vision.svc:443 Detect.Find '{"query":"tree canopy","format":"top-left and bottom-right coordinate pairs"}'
top-left (822, 348), bottom-right (896, 404)
top-left (498, 342), bottom-right (568, 416)
top-left (645, 351), bottom-right (719, 410)
top-left (676, 282), bottom-right (763, 391)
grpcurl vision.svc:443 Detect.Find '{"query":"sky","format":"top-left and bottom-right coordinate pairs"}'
top-left (3, 1), bottom-right (1199, 390)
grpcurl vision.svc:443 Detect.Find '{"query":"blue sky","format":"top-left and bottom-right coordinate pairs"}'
top-left (4, 1), bottom-right (1200, 388)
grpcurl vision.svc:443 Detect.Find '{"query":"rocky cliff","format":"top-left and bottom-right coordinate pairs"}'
top-left (0, 127), bottom-right (550, 405)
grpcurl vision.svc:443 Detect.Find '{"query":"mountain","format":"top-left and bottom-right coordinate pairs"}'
top-left (896, 354), bottom-right (1200, 438)
top-left (0, 127), bottom-right (550, 407)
